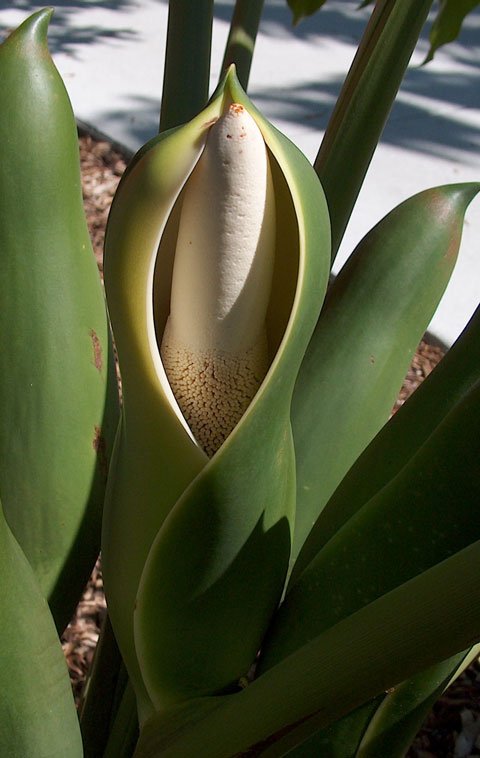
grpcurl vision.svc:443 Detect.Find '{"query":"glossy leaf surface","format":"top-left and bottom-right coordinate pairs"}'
top-left (293, 298), bottom-right (480, 581)
top-left (286, 650), bottom-right (474, 756)
top-left (134, 541), bottom-right (480, 757)
top-left (260, 379), bottom-right (480, 670)
top-left (0, 499), bottom-right (82, 757)
top-left (291, 183), bottom-right (479, 562)
top-left (355, 648), bottom-right (480, 758)
top-left (290, 301), bottom-right (480, 755)
top-left (0, 10), bottom-right (118, 631)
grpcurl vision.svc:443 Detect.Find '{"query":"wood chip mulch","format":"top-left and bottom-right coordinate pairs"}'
top-left (63, 131), bottom-right (479, 756)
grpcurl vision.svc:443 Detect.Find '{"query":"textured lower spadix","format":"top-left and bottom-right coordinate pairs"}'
top-left (161, 326), bottom-right (268, 457)
top-left (161, 102), bottom-right (275, 455)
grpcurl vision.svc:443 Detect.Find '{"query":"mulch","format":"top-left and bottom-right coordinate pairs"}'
top-left (63, 132), bottom-right (480, 756)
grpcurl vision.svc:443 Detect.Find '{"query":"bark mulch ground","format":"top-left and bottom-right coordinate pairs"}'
top-left (63, 132), bottom-right (480, 757)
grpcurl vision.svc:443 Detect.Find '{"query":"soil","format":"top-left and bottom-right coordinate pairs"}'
top-left (64, 132), bottom-right (480, 756)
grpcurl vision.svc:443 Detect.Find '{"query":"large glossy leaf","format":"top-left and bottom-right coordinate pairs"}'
top-left (315, 0), bottom-right (432, 260)
top-left (0, 499), bottom-right (82, 757)
top-left (293, 299), bottom-right (480, 581)
top-left (285, 649), bottom-right (477, 757)
top-left (134, 540), bottom-right (480, 757)
top-left (291, 183), bottom-right (479, 562)
top-left (259, 378), bottom-right (480, 670)
top-left (355, 647), bottom-right (480, 758)
top-left (307, 298), bottom-right (480, 758)
top-left (266, 196), bottom-right (480, 756)
top-left (102, 67), bottom-right (330, 717)
top-left (0, 10), bottom-right (119, 632)
top-left (425, 0), bottom-right (480, 63)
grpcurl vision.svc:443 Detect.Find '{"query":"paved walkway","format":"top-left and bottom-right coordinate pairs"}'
top-left (1, 0), bottom-right (479, 345)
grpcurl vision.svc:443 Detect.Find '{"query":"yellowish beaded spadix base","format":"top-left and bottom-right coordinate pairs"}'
top-left (160, 101), bottom-right (275, 455)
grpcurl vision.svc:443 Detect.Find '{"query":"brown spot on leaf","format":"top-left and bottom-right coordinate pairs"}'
top-left (93, 425), bottom-right (108, 481)
top-left (89, 329), bottom-right (103, 372)
top-left (445, 228), bottom-right (461, 262)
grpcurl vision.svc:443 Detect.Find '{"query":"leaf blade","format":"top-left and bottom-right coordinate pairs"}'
top-left (134, 541), bottom-right (480, 757)
top-left (0, 9), bottom-right (118, 632)
top-left (0, 499), bottom-right (82, 757)
top-left (425, 0), bottom-right (480, 63)
top-left (261, 379), bottom-right (480, 670)
top-left (293, 299), bottom-right (480, 581)
top-left (291, 182), bottom-right (479, 562)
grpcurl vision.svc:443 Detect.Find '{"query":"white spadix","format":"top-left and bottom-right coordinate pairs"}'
top-left (161, 103), bottom-right (276, 456)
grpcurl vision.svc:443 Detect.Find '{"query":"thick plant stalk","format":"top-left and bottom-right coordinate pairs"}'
top-left (160, 0), bottom-right (214, 131)
top-left (315, 0), bottom-right (432, 261)
top-left (79, 615), bottom-right (125, 757)
top-left (221, 0), bottom-right (265, 89)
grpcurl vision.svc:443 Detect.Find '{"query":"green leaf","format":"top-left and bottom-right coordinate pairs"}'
top-left (103, 98), bottom-right (212, 720)
top-left (293, 299), bottom-right (480, 581)
top-left (0, 10), bottom-right (119, 632)
top-left (291, 182), bottom-right (479, 563)
top-left (259, 378), bottom-right (480, 671)
top-left (286, 0), bottom-right (328, 25)
top-left (0, 499), bottom-right (82, 757)
top-left (289, 305), bottom-right (480, 758)
top-left (425, 0), bottom-right (480, 63)
top-left (316, 0), bottom-right (432, 260)
top-left (102, 67), bottom-right (330, 715)
top-left (134, 541), bottom-right (480, 757)
top-left (286, 650), bottom-right (475, 757)
top-left (355, 647), bottom-right (480, 757)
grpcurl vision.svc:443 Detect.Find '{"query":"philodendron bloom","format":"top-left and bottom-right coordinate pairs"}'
top-left (161, 102), bottom-right (276, 457)
top-left (102, 68), bottom-right (330, 718)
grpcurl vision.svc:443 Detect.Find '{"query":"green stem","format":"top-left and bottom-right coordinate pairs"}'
top-left (221, 0), bottom-right (265, 90)
top-left (104, 682), bottom-right (139, 758)
top-left (79, 613), bottom-right (125, 757)
top-left (314, 0), bottom-right (433, 263)
top-left (160, 0), bottom-right (214, 132)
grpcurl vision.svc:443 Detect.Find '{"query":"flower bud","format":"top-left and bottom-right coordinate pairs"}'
top-left (102, 68), bottom-right (331, 715)
top-left (161, 102), bottom-right (275, 455)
